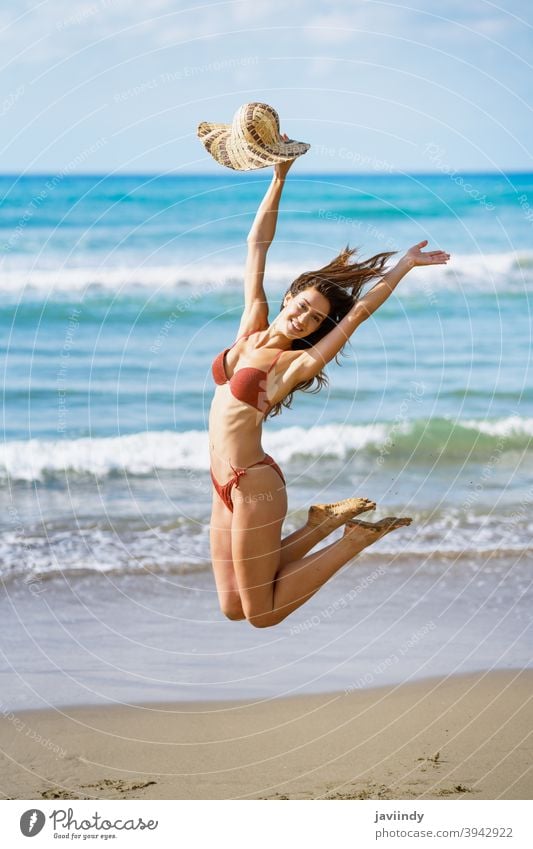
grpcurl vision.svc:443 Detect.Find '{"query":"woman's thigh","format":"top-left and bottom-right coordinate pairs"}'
top-left (230, 465), bottom-right (288, 620)
top-left (209, 491), bottom-right (244, 619)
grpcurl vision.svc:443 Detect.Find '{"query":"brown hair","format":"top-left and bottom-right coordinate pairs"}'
top-left (268, 245), bottom-right (396, 417)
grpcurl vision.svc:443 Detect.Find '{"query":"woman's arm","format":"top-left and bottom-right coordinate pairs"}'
top-left (247, 167), bottom-right (291, 247)
top-left (289, 240), bottom-right (450, 380)
top-left (237, 146), bottom-right (295, 336)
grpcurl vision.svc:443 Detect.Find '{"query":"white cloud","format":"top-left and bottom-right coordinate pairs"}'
top-left (307, 56), bottom-right (337, 77)
top-left (0, 0), bottom-right (199, 62)
top-left (1, 0), bottom-right (528, 81)
top-left (230, 0), bottom-right (305, 23)
top-left (304, 13), bottom-right (360, 44)
top-left (473, 14), bottom-right (518, 36)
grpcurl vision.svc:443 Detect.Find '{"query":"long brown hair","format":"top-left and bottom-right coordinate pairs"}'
top-left (268, 245), bottom-right (396, 417)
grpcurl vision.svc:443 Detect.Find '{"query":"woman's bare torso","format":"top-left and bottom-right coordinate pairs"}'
top-left (208, 334), bottom-right (285, 481)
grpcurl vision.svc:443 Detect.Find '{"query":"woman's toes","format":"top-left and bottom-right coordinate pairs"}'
top-left (308, 497), bottom-right (376, 528)
top-left (343, 516), bottom-right (412, 538)
top-left (376, 516), bottom-right (413, 534)
top-left (342, 519), bottom-right (379, 537)
top-left (375, 517), bottom-right (412, 532)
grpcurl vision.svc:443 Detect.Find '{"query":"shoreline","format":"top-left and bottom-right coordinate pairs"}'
top-left (1, 669), bottom-right (531, 800)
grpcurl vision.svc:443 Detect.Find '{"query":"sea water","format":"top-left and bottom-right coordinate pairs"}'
top-left (1, 172), bottom-right (531, 708)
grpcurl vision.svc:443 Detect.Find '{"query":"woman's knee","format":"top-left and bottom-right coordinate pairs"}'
top-left (225, 608), bottom-right (246, 621)
top-left (219, 597), bottom-right (246, 621)
top-left (247, 615), bottom-right (283, 629)
top-left (243, 604), bottom-right (284, 629)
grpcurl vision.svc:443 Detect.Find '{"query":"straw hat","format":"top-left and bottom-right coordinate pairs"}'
top-left (197, 102), bottom-right (310, 171)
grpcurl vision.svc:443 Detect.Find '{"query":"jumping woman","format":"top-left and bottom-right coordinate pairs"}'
top-left (208, 144), bottom-right (450, 629)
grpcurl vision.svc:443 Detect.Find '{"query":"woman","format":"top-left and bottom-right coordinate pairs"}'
top-left (209, 145), bottom-right (450, 628)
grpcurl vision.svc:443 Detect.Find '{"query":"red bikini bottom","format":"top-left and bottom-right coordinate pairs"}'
top-left (210, 453), bottom-right (286, 513)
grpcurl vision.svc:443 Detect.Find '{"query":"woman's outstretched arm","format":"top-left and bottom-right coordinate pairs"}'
top-left (293, 240), bottom-right (450, 377)
top-left (237, 146), bottom-right (295, 336)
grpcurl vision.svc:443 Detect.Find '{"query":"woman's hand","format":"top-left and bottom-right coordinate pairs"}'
top-left (274, 134), bottom-right (297, 180)
top-left (402, 240), bottom-right (450, 269)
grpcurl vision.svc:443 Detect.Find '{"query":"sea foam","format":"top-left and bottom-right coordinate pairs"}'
top-left (1, 251), bottom-right (532, 297)
top-left (1, 416), bottom-right (531, 481)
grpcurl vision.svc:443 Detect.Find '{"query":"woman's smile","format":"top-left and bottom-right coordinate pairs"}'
top-left (288, 317), bottom-right (304, 333)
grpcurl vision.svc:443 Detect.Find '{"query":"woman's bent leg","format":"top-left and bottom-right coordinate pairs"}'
top-left (266, 518), bottom-right (411, 626)
top-left (230, 466), bottom-right (288, 621)
top-left (210, 492), bottom-right (246, 620)
top-left (279, 497), bottom-right (376, 565)
top-left (233, 506), bottom-right (411, 628)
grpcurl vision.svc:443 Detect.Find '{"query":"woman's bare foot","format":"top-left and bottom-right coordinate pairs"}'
top-left (308, 497), bottom-right (376, 532)
top-left (343, 516), bottom-right (412, 543)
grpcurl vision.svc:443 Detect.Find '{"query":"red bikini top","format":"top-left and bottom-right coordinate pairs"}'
top-left (211, 334), bottom-right (285, 415)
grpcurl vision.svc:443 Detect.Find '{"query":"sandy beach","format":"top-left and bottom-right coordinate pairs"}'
top-left (1, 670), bottom-right (531, 800)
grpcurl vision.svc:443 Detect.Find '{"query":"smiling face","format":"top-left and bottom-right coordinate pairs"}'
top-left (281, 287), bottom-right (331, 339)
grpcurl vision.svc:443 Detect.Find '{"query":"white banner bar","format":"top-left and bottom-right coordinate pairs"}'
top-left (3, 799), bottom-right (530, 848)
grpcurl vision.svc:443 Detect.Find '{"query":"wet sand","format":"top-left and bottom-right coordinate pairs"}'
top-left (0, 670), bottom-right (531, 800)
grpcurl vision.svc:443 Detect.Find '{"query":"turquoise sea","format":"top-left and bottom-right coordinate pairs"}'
top-left (1, 172), bottom-right (532, 708)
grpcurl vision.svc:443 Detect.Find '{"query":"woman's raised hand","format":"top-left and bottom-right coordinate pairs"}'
top-left (274, 134), bottom-right (297, 179)
top-left (403, 240), bottom-right (451, 268)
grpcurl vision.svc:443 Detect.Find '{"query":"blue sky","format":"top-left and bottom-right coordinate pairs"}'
top-left (1, 0), bottom-right (532, 174)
